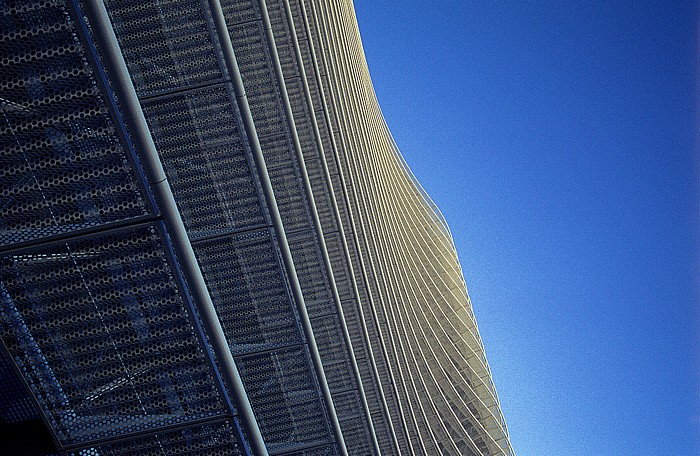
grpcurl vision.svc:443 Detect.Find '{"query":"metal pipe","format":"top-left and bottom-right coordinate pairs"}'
top-left (280, 1), bottom-right (382, 454)
top-left (79, 2), bottom-right (267, 455)
top-left (207, 1), bottom-right (346, 453)
top-left (305, 1), bottom-right (415, 452)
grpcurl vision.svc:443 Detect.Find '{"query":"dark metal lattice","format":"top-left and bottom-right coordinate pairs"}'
top-left (0, 224), bottom-right (226, 447)
top-left (0, 0), bottom-right (150, 247)
top-left (104, 0), bottom-right (226, 98)
top-left (142, 84), bottom-right (267, 240)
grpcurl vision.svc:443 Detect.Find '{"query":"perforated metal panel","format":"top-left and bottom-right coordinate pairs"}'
top-left (0, 225), bottom-right (226, 446)
top-left (142, 85), bottom-right (267, 239)
top-left (266, 1), bottom-right (296, 79)
top-left (104, 0), bottom-right (225, 98)
top-left (86, 419), bottom-right (245, 456)
top-left (237, 346), bottom-right (332, 452)
top-left (322, 360), bottom-right (355, 395)
top-left (338, 415), bottom-right (373, 456)
top-left (225, 17), bottom-right (286, 138)
top-left (266, 164), bottom-right (313, 232)
top-left (0, 342), bottom-right (38, 423)
top-left (223, 1), bottom-right (381, 453)
top-left (104, 1), bottom-right (340, 454)
top-left (260, 1), bottom-right (387, 453)
top-left (287, 230), bottom-right (332, 316)
top-left (220, 0), bottom-right (259, 25)
top-left (323, 233), bottom-right (352, 301)
top-left (282, 444), bottom-right (339, 456)
top-left (194, 228), bottom-right (302, 355)
top-left (312, 315), bottom-right (351, 365)
top-left (259, 134), bottom-right (294, 170)
top-left (0, 0), bottom-right (149, 247)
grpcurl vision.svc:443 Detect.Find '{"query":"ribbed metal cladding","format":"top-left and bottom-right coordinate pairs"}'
top-left (100, 0), bottom-right (340, 453)
top-left (0, 1), bottom-right (248, 453)
top-left (301, 1), bottom-right (515, 455)
top-left (1, 0), bottom-right (514, 454)
top-left (232, 0), bottom-right (379, 454)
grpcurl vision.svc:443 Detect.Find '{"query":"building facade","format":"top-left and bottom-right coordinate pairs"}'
top-left (0, 0), bottom-right (514, 455)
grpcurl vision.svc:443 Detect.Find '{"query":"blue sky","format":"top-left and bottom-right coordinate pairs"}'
top-left (353, 1), bottom-right (698, 455)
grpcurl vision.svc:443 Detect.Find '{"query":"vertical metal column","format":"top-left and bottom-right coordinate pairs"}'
top-left (302, 0), bottom-right (415, 452)
top-left (207, 1), bottom-right (347, 454)
top-left (78, 2), bottom-right (268, 455)
top-left (279, 0), bottom-right (382, 453)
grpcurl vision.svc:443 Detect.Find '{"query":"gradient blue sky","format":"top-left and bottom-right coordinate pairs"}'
top-left (353, 1), bottom-right (699, 455)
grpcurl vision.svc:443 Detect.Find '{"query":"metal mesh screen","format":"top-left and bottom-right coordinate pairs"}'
top-left (142, 85), bottom-right (267, 239)
top-left (237, 346), bottom-right (332, 452)
top-left (220, 0), bottom-right (259, 25)
top-left (0, 0), bottom-right (149, 247)
top-left (194, 229), bottom-right (301, 356)
top-left (322, 360), bottom-right (356, 395)
top-left (223, 2), bottom-right (380, 453)
top-left (287, 230), bottom-right (332, 316)
top-left (305, 170), bottom-right (338, 237)
top-left (282, 444), bottom-right (339, 456)
top-left (333, 388), bottom-right (373, 454)
top-left (259, 134), bottom-right (294, 170)
top-left (312, 315), bottom-right (351, 366)
top-left (224, 18), bottom-right (286, 138)
top-left (339, 416), bottom-right (373, 456)
top-left (266, 163), bottom-right (313, 232)
top-left (266, 1), bottom-right (296, 79)
top-left (86, 419), bottom-right (245, 456)
top-left (0, 342), bottom-right (38, 423)
top-left (323, 233), bottom-right (352, 301)
top-left (0, 224), bottom-right (226, 446)
top-left (105, 1), bottom-right (340, 453)
top-left (104, 0), bottom-right (225, 98)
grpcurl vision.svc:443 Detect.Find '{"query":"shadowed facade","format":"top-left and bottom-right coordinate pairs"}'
top-left (0, 0), bottom-right (513, 454)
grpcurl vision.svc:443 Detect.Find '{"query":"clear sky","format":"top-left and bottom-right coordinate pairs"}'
top-left (353, 1), bottom-right (699, 455)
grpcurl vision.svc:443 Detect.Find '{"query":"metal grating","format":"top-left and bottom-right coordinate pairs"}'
top-left (104, 0), bottom-right (225, 98)
top-left (237, 346), bottom-right (332, 452)
top-left (142, 84), bottom-right (267, 239)
top-left (0, 224), bottom-right (226, 447)
top-left (193, 228), bottom-right (301, 356)
top-left (0, 0), bottom-right (149, 247)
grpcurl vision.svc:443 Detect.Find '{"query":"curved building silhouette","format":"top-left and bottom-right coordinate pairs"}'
top-left (0, 0), bottom-right (514, 454)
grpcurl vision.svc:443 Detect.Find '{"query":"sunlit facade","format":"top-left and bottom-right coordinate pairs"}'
top-left (0, 0), bottom-right (513, 454)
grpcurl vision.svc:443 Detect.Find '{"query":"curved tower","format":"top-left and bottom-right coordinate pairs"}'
top-left (0, 0), bottom-right (513, 454)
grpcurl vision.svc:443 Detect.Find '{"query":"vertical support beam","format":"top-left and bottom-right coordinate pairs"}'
top-left (78, 2), bottom-right (268, 455)
top-left (207, 1), bottom-right (347, 454)
top-left (301, 0), bottom-right (413, 452)
top-left (279, 1), bottom-right (382, 454)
